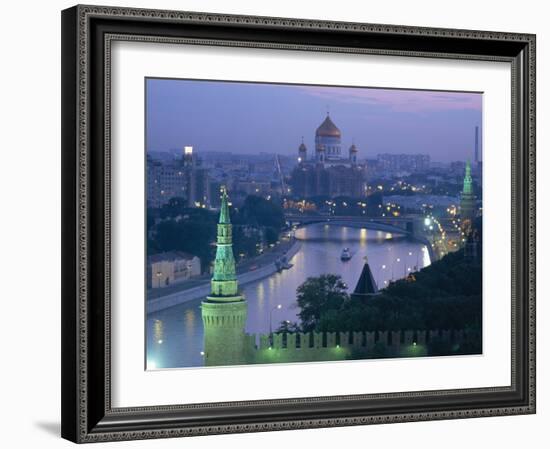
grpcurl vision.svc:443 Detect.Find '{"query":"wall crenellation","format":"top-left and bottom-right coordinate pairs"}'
top-left (241, 328), bottom-right (479, 365)
top-left (249, 329), bottom-right (475, 352)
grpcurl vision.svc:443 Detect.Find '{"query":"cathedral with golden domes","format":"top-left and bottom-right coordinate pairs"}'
top-left (290, 113), bottom-right (366, 198)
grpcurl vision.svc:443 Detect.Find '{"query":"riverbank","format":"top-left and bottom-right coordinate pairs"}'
top-left (413, 235), bottom-right (438, 263)
top-left (147, 225), bottom-right (432, 368)
top-left (147, 240), bottom-right (302, 314)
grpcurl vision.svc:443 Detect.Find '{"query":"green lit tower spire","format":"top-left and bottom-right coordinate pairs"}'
top-left (459, 160), bottom-right (476, 228)
top-left (209, 188), bottom-right (240, 299)
top-left (462, 160), bottom-right (473, 195)
top-left (201, 188), bottom-right (248, 366)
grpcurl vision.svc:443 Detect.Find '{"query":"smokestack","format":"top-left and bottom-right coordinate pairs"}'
top-left (474, 126), bottom-right (479, 165)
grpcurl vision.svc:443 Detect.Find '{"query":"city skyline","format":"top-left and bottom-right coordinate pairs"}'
top-left (146, 78), bottom-right (482, 163)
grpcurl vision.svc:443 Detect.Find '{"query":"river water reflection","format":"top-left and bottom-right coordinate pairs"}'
top-left (147, 224), bottom-right (430, 369)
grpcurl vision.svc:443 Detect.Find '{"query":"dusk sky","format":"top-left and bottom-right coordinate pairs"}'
top-left (146, 78), bottom-right (482, 162)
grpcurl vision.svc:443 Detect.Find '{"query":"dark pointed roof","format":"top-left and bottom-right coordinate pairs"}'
top-left (349, 143), bottom-right (358, 153)
top-left (351, 258), bottom-right (379, 299)
top-left (316, 114), bottom-right (341, 138)
top-left (299, 142), bottom-right (307, 152)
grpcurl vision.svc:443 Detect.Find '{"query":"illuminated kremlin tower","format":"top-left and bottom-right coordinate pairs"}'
top-left (201, 188), bottom-right (247, 366)
top-left (459, 161), bottom-right (476, 229)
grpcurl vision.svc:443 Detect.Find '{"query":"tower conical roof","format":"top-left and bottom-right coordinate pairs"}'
top-left (351, 257), bottom-right (378, 299)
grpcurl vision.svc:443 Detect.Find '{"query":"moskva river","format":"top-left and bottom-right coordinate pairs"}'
top-left (146, 224), bottom-right (430, 369)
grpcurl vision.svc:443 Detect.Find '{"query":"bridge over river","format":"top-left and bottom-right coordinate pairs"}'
top-left (285, 213), bottom-right (438, 263)
top-left (285, 213), bottom-right (424, 235)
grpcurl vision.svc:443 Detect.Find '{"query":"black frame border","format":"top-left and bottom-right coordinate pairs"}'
top-left (61, 4), bottom-right (536, 443)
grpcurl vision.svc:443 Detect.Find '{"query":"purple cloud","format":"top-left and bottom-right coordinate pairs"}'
top-left (295, 85), bottom-right (482, 113)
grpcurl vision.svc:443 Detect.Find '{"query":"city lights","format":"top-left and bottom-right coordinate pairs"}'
top-left (145, 80), bottom-right (483, 370)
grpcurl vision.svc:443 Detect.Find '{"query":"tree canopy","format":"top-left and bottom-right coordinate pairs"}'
top-left (295, 274), bottom-right (349, 332)
top-left (236, 195), bottom-right (285, 230)
top-left (287, 248), bottom-right (482, 335)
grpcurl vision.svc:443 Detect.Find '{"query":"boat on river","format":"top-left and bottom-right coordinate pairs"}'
top-left (275, 256), bottom-right (294, 272)
top-left (340, 247), bottom-right (352, 261)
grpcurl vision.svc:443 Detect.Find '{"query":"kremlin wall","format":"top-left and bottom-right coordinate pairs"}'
top-left (212, 328), bottom-right (476, 367)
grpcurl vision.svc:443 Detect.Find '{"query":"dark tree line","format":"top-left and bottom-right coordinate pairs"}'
top-left (280, 248), bottom-right (482, 335)
top-left (147, 195), bottom-right (286, 272)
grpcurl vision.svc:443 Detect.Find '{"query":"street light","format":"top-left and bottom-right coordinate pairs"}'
top-left (155, 271), bottom-right (162, 288)
top-left (377, 264), bottom-right (387, 285)
top-left (269, 304), bottom-right (282, 338)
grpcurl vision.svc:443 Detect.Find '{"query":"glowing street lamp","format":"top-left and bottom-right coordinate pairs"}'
top-left (269, 304), bottom-right (282, 338)
top-left (377, 264), bottom-right (387, 285)
top-left (155, 271), bottom-right (162, 288)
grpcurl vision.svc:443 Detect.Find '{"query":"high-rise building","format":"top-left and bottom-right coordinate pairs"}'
top-left (376, 153), bottom-right (430, 173)
top-left (146, 147), bottom-right (210, 208)
top-left (201, 189), bottom-right (248, 366)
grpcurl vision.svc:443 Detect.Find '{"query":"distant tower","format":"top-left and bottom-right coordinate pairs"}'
top-left (298, 138), bottom-right (307, 163)
top-left (183, 145), bottom-right (195, 168)
top-left (459, 161), bottom-right (476, 227)
top-left (349, 143), bottom-right (358, 165)
top-left (315, 113), bottom-right (342, 161)
top-left (316, 144), bottom-right (326, 164)
top-left (201, 188), bottom-right (247, 366)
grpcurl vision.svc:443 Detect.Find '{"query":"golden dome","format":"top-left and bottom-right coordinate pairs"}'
top-left (316, 114), bottom-right (341, 138)
top-left (349, 144), bottom-right (358, 153)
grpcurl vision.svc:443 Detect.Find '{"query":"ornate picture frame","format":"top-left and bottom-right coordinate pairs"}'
top-left (61, 4), bottom-right (536, 443)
